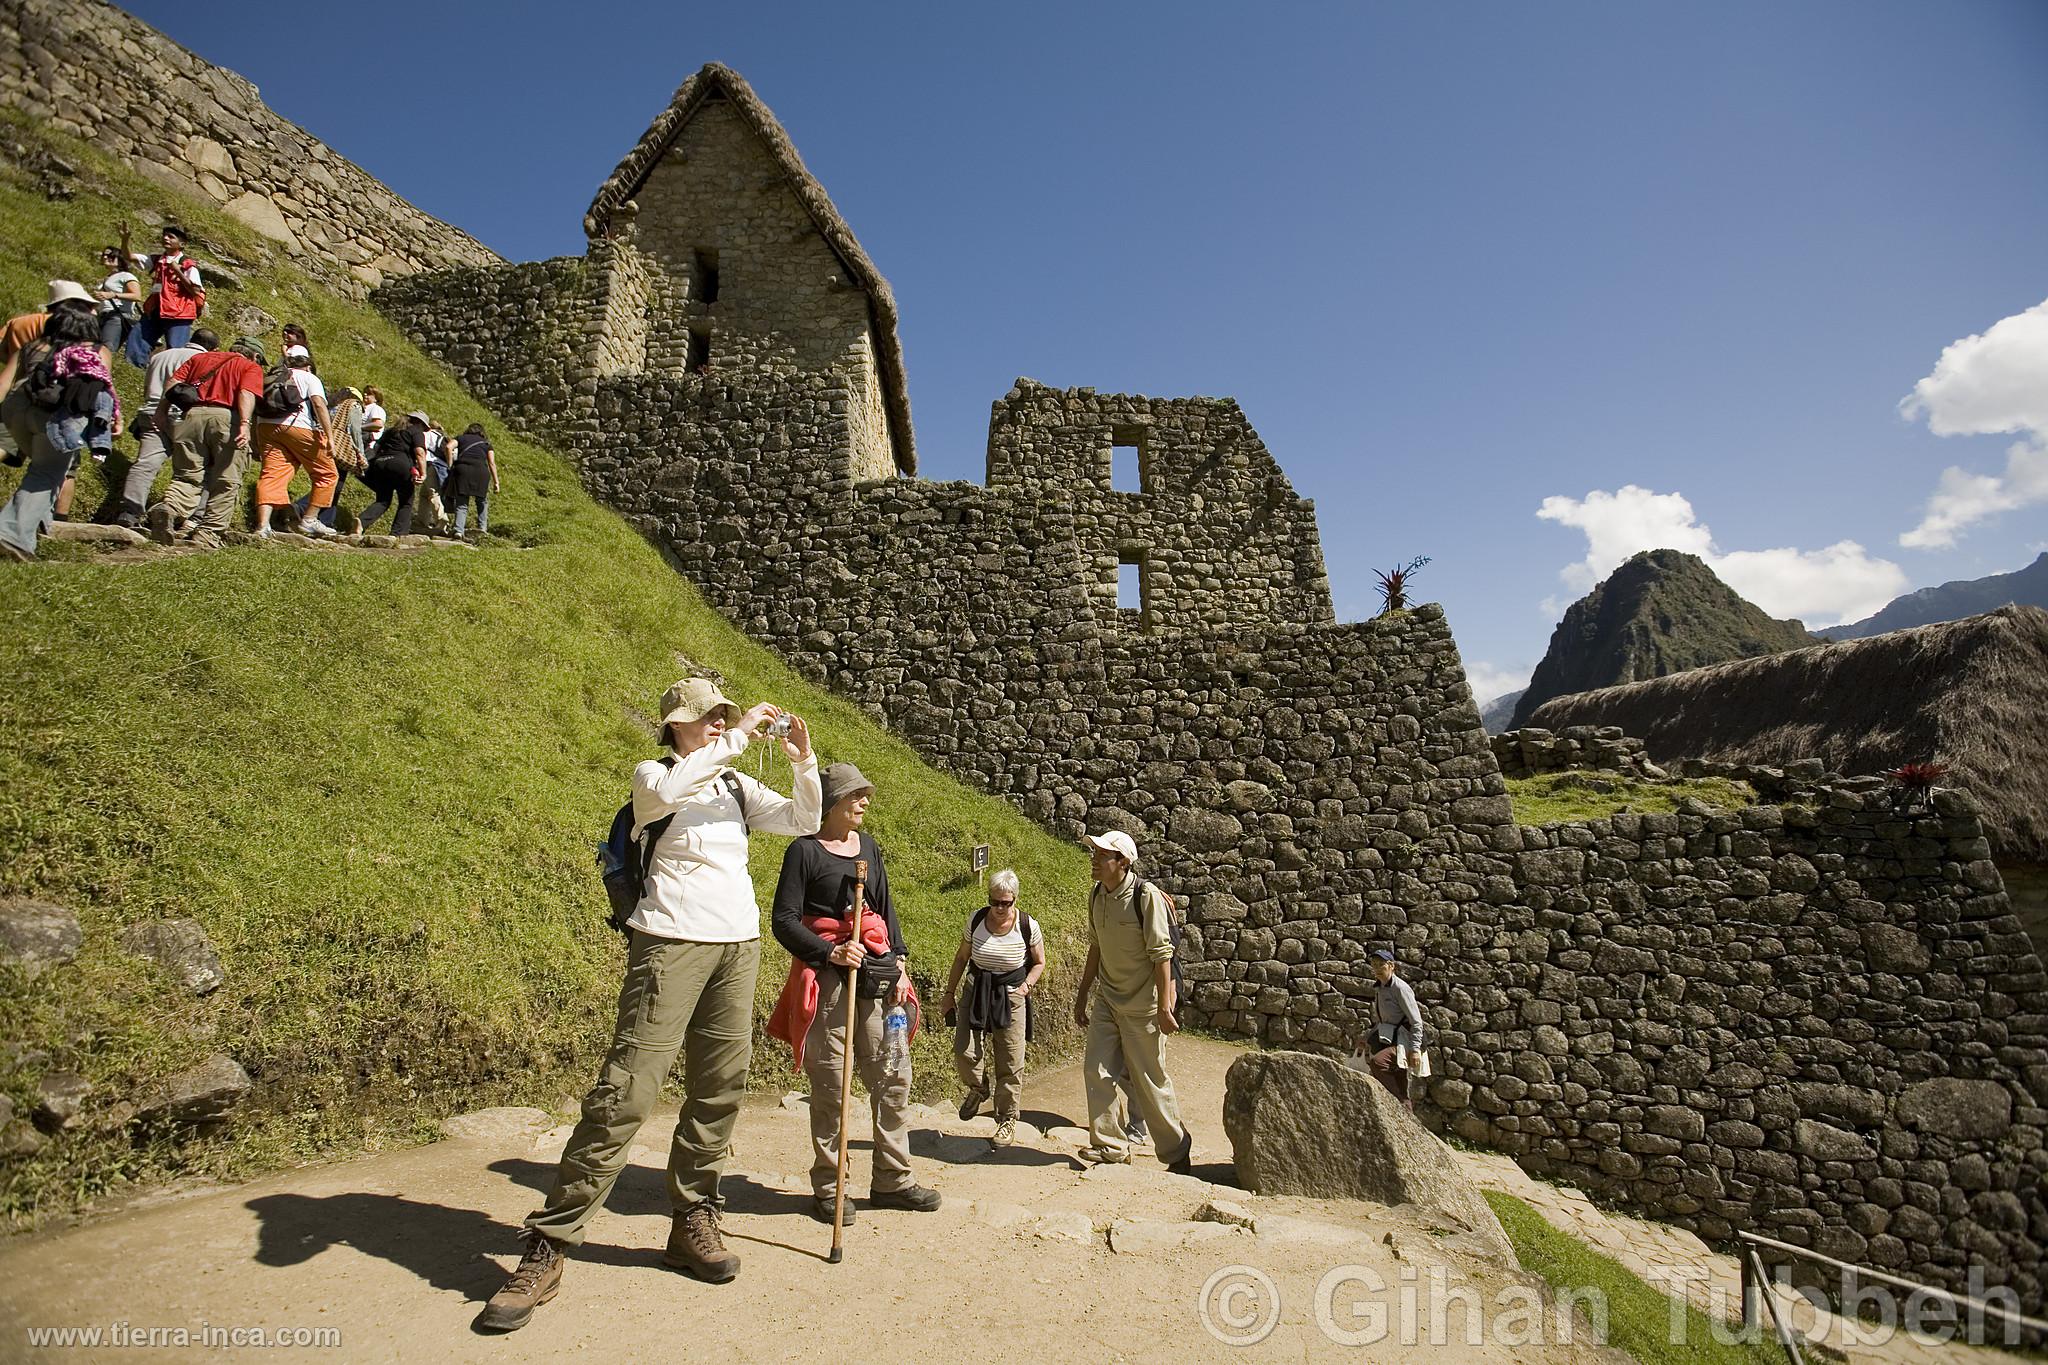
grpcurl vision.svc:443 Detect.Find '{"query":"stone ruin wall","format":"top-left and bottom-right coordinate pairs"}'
top-left (384, 250), bottom-right (2048, 1307)
top-left (0, 0), bottom-right (501, 295)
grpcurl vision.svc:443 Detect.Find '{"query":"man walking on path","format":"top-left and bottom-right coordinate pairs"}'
top-left (96, 327), bottom-right (213, 527)
top-left (1361, 948), bottom-right (1429, 1112)
top-left (1072, 830), bottom-right (1192, 1171)
top-left (150, 336), bottom-right (264, 548)
top-left (479, 680), bottom-right (819, 1333)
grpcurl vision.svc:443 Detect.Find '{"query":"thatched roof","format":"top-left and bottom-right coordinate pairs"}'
top-left (584, 63), bottom-right (917, 475)
top-left (1528, 605), bottom-right (2048, 864)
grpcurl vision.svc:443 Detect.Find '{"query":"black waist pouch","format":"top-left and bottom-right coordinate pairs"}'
top-left (856, 951), bottom-right (902, 1000)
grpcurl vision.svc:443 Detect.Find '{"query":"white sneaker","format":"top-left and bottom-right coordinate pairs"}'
top-left (300, 519), bottom-right (334, 537)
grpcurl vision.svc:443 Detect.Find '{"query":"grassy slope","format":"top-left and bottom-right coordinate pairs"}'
top-left (1485, 1191), bottom-right (1783, 1365)
top-left (0, 112), bottom-right (1092, 1223)
top-left (1506, 773), bottom-right (1756, 827)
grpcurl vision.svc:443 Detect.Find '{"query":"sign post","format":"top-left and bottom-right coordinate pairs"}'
top-left (971, 843), bottom-right (990, 886)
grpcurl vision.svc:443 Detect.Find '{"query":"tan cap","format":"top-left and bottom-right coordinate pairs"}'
top-left (821, 762), bottom-right (874, 812)
top-left (659, 677), bottom-right (740, 729)
top-left (1086, 830), bottom-right (1138, 864)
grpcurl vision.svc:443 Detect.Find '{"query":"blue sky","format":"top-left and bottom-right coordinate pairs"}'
top-left (126, 0), bottom-right (2048, 700)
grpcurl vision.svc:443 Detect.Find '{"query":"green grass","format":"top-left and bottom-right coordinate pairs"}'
top-left (1506, 772), bottom-right (1757, 827)
top-left (1486, 1191), bottom-right (1785, 1365)
top-left (0, 112), bottom-right (1093, 1224)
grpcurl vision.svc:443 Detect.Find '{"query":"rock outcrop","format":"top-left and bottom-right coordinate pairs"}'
top-left (1223, 1051), bottom-right (1516, 1265)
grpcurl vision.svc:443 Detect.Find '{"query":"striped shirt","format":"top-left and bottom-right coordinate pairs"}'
top-left (967, 912), bottom-right (1043, 974)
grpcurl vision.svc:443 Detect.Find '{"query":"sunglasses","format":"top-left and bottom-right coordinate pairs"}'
top-left (989, 898), bottom-right (1016, 909)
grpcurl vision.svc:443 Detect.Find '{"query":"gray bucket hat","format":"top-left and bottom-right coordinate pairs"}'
top-left (821, 762), bottom-right (874, 812)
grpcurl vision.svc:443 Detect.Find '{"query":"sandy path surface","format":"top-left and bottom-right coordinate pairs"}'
top-left (0, 1037), bottom-right (1624, 1364)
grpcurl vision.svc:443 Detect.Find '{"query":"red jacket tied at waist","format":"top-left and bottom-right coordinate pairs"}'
top-left (768, 911), bottom-right (919, 1069)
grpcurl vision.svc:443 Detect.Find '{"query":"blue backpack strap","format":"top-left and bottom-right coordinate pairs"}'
top-left (637, 755), bottom-right (679, 890)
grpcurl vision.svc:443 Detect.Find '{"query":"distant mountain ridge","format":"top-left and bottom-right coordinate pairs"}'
top-left (1509, 549), bottom-right (1815, 728)
top-left (1825, 552), bottom-right (2048, 640)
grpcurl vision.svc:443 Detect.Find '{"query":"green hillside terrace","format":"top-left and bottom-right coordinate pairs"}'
top-left (0, 111), bottom-right (1093, 1224)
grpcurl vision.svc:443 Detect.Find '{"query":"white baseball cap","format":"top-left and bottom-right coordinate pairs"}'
top-left (1085, 830), bottom-right (1138, 863)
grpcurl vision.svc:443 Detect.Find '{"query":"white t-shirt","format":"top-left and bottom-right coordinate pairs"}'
top-left (265, 368), bottom-right (326, 431)
top-left (967, 910), bottom-right (1043, 974)
top-left (98, 270), bottom-right (138, 314)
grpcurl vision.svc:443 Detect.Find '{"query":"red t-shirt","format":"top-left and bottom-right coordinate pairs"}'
top-left (172, 350), bottom-right (262, 409)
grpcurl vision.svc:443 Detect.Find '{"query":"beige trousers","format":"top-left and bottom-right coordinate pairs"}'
top-left (526, 933), bottom-right (758, 1245)
top-left (1082, 993), bottom-right (1190, 1163)
top-left (953, 984), bottom-right (1028, 1119)
top-left (163, 405), bottom-right (247, 536)
top-left (803, 970), bottom-right (914, 1197)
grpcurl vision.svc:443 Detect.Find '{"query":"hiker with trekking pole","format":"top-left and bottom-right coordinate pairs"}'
top-left (769, 763), bottom-right (942, 1249)
top-left (479, 679), bottom-right (818, 1334)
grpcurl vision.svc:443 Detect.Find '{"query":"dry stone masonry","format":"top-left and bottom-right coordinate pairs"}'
top-left (375, 62), bottom-right (2048, 1311)
top-left (14, 9), bottom-right (2043, 1307)
top-left (0, 0), bottom-right (500, 294)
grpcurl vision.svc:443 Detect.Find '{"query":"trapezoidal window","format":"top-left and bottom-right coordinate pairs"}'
top-left (687, 325), bottom-right (711, 374)
top-left (693, 248), bottom-right (721, 304)
top-left (1111, 424), bottom-right (1149, 493)
top-left (1118, 550), bottom-right (1152, 632)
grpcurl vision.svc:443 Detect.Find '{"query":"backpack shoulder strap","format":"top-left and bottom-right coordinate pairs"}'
top-left (969, 906), bottom-right (989, 936)
top-left (719, 769), bottom-right (747, 832)
top-left (1019, 912), bottom-right (1036, 957)
top-left (1128, 877), bottom-right (1149, 922)
top-left (636, 755), bottom-right (679, 885)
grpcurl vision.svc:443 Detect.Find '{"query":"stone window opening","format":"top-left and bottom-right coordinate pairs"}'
top-left (1117, 549), bottom-right (1153, 631)
top-left (693, 248), bottom-right (721, 304)
top-left (1111, 425), bottom-right (1150, 494)
top-left (687, 325), bottom-right (711, 374)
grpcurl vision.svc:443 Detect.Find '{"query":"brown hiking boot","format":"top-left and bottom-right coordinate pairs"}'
top-left (662, 1203), bottom-right (740, 1283)
top-left (477, 1230), bottom-right (564, 1333)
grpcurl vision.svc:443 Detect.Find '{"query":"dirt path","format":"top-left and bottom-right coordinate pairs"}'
top-left (0, 1038), bottom-right (1621, 1364)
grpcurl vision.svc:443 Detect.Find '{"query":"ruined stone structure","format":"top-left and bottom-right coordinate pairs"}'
top-left (15, 4), bottom-right (2040, 1303)
top-left (373, 62), bottom-right (2048, 1309)
top-left (0, 0), bottom-right (499, 293)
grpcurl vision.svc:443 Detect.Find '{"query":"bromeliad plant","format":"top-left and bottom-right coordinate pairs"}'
top-left (1375, 556), bottom-right (1432, 615)
top-left (1881, 760), bottom-right (1949, 809)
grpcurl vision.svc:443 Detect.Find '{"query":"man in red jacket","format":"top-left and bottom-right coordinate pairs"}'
top-left (149, 336), bottom-right (263, 548)
top-left (121, 221), bottom-right (205, 368)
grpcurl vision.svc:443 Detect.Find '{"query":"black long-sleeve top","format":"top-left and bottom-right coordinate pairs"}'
top-left (771, 832), bottom-right (907, 970)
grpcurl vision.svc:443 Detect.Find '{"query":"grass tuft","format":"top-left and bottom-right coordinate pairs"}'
top-left (1506, 772), bottom-right (1756, 827)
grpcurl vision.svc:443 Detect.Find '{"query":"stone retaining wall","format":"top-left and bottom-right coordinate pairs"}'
top-left (1491, 725), bottom-right (1661, 780)
top-left (1, 0), bottom-right (500, 294)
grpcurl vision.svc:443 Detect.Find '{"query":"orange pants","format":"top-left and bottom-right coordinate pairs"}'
top-left (254, 424), bottom-right (337, 509)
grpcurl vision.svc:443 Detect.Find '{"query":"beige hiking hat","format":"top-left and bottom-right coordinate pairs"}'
top-left (1086, 830), bottom-right (1138, 864)
top-left (659, 677), bottom-right (740, 728)
top-left (45, 279), bottom-right (93, 308)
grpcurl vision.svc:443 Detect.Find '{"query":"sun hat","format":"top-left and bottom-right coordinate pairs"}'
top-left (659, 677), bottom-right (740, 729)
top-left (284, 344), bottom-right (310, 360)
top-left (821, 762), bottom-right (874, 812)
top-left (45, 279), bottom-right (94, 308)
top-left (406, 410), bottom-right (430, 426)
top-left (1085, 830), bottom-right (1139, 864)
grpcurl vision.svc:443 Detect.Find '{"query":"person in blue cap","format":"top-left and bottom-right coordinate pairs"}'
top-left (1360, 948), bottom-right (1428, 1111)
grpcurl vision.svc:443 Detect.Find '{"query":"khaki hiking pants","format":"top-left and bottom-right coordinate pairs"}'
top-left (1082, 992), bottom-right (1190, 1164)
top-left (526, 932), bottom-right (757, 1246)
top-left (164, 405), bottom-right (248, 537)
top-left (953, 985), bottom-right (1028, 1120)
top-left (804, 969), bottom-right (914, 1199)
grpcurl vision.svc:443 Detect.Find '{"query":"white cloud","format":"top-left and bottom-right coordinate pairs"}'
top-left (1899, 298), bottom-right (2048, 548)
top-left (1464, 661), bottom-right (1531, 707)
top-left (1538, 484), bottom-right (1907, 628)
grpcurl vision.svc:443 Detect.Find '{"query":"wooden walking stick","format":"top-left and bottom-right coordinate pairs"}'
top-left (829, 858), bottom-right (867, 1264)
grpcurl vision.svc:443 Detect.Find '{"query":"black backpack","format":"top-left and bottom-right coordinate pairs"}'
top-left (15, 337), bottom-right (63, 410)
top-left (253, 365), bottom-right (306, 422)
top-left (596, 760), bottom-right (749, 934)
top-left (1130, 876), bottom-right (1189, 1011)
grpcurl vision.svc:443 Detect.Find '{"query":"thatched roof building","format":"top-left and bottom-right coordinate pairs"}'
top-left (1527, 605), bottom-right (2048, 864)
top-left (583, 63), bottom-right (917, 474)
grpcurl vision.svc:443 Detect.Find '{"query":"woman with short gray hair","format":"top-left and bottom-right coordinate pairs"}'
top-left (941, 867), bottom-right (1045, 1148)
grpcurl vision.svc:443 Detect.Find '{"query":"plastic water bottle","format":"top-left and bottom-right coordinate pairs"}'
top-left (883, 1005), bottom-right (910, 1079)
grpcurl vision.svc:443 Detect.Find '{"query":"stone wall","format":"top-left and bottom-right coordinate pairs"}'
top-left (368, 73), bottom-right (2048, 1310)
top-left (1491, 725), bottom-right (1661, 780)
top-left (0, 0), bottom-right (500, 295)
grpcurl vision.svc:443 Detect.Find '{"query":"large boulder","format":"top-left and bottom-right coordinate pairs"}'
top-left (1223, 1050), bottom-right (1517, 1265)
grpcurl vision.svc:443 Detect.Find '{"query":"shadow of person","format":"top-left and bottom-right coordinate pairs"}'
top-left (1019, 1107), bottom-right (1078, 1132)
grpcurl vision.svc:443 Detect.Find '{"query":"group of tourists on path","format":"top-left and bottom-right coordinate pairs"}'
top-left (0, 231), bottom-right (504, 560)
top-left (479, 677), bottom-right (1221, 1332)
